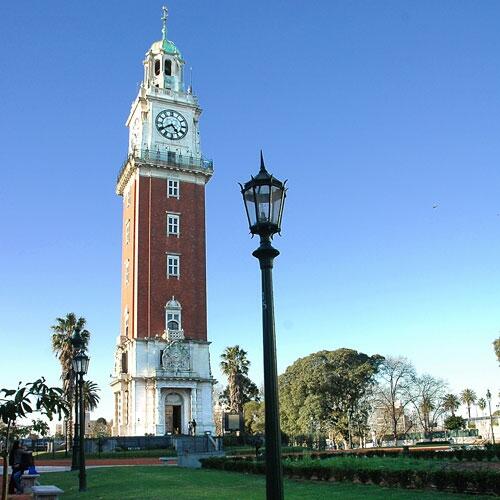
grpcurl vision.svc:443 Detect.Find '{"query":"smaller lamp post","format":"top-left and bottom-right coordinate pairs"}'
top-left (240, 152), bottom-right (286, 500)
top-left (72, 350), bottom-right (90, 492)
top-left (486, 389), bottom-right (495, 445)
top-left (70, 331), bottom-right (85, 471)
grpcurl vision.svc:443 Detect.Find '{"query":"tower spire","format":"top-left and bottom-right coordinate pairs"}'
top-left (161, 6), bottom-right (168, 43)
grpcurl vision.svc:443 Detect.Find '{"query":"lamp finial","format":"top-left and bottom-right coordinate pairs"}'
top-left (260, 150), bottom-right (266, 172)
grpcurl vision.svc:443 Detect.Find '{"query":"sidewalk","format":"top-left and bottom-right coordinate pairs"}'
top-left (0, 457), bottom-right (177, 474)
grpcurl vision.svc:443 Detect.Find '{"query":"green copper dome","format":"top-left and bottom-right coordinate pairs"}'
top-left (162, 38), bottom-right (181, 56)
top-left (149, 39), bottom-right (182, 59)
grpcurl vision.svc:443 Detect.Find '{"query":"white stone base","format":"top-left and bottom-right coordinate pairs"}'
top-left (111, 338), bottom-right (215, 436)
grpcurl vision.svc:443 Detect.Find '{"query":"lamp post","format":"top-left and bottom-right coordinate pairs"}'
top-left (240, 152), bottom-right (286, 500)
top-left (72, 349), bottom-right (90, 492)
top-left (486, 389), bottom-right (495, 445)
top-left (70, 331), bottom-right (84, 471)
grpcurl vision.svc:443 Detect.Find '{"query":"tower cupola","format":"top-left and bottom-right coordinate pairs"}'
top-left (143, 6), bottom-right (184, 92)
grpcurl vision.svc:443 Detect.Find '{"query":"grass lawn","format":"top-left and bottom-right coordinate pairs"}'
top-left (41, 466), bottom-right (493, 499)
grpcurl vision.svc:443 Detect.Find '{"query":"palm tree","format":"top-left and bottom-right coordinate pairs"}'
top-left (420, 397), bottom-right (435, 434)
top-left (51, 313), bottom-right (90, 449)
top-left (460, 388), bottom-right (477, 420)
top-left (443, 393), bottom-right (460, 416)
top-left (477, 397), bottom-right (487, 416)
top-left (220, 345), bottom-right (250, 413)
top-left (82, 380), bottom-right (101, 412)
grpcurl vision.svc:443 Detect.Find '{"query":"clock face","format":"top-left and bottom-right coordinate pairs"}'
top-left (155, 109), bottom-right (188, 140)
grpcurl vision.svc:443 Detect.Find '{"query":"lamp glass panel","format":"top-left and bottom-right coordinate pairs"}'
top-left (243, 188), bottom-right (257, 227)
top-left (81, 356), bottom-right (90, 375)
top-left (255, 184), bottom-right (270, 222)
top-left (270, 185), bottom-right (284, 226)
top-left (74, 356), bottom-right (83, 374)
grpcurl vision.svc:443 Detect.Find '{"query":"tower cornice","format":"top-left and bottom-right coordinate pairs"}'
top-left (116, 152), bottom-right (213, 195)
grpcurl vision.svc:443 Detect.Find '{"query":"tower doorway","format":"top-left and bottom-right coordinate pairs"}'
top-left (165, 405), bottom-right (182, 434)
top-left (164, 392), bottom-right (184, 434)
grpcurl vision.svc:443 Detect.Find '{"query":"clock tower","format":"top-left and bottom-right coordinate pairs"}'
top-left (111, 7), bottom-right (215, 436)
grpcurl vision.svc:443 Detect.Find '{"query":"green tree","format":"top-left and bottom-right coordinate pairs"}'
top-left (51, 313), bottom-right (90, 449)
top-left (220, 346), bottom-right (257, 413)
top-left (87, 418), bottom-right (111, 439)
top-left (279, 348), bottom-right (383, 448)
top-left (219, 377), bottom-right (259, 409)
top-left (444, 415), bottom-right (466, 431)
top-left (0, 378), bottom-right (67, 500)
top-left (493, 337), bottom-right (500, 365)
top-left (460, 388), bottom-right (477, 420)
top-left (82, 380), bottom-right (100, 412)
top-left (443, 393), bottom-right (460, 416)
top-left (243, 401), bottom-right (265, 435)
top-left (477, 397), bottom-right (487, 415)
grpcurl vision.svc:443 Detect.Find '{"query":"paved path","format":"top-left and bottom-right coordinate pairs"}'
top-left (0, 457), bottom-right (177, 475)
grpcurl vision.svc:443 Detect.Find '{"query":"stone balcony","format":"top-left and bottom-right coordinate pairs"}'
top-left (162, 328), bottom-right (185, 342)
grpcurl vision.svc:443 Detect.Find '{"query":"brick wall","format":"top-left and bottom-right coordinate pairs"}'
top-left (133, 174), bottom-right (207, 340)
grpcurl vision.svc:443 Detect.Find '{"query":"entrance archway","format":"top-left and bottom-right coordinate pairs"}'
top-left (164, 393), bottom-right (183, 434)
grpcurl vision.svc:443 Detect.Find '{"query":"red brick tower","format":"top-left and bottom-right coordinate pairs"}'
top-left (111, 8), bottom-right (215, 436)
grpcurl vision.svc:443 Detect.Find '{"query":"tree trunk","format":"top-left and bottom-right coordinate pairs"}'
top-left (347, 413), bottom-right (352, 449)
top-left (391, 402), bottom-right (398, 443)
top-left (1, 422), bottom-right (11, 500)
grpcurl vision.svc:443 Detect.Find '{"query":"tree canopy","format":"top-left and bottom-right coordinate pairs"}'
top-left (460, 388), bottom-right (477, 420)
top-left (374, 356), bottom-right (415, 441)
top-left (220, 346), bottom-right (258, 413)
top-left (51, 312), bottom-right (90, 449)
top-left (494, 337), bottom-right (500, 365)
top-left (0, 378), bottom-right (67, 500)
top-left (279, 348), bottom-right (383, 445)
top-left (443, 394), bottom-right (460, 416)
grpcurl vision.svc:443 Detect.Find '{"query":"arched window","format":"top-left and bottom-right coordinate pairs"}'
top-left (164, 59), bottom-right (172, 76)
top-left (165, 297), bottom-right (182, 332)
top-left (154, 59), bottom-right (161, 76)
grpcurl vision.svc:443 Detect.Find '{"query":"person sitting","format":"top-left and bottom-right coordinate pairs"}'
top-left (8, 440), bottom-right (25, 494)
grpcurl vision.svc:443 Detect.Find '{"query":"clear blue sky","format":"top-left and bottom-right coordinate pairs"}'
top-left (1, 1), bottom-right (499, 421)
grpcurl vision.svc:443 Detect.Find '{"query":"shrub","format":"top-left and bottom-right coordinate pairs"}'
top-left (332, 468), bottom-right (345, 482)
top-left (447, 470), bottom-right (467, 493)
top-left (356, 469), bottom-right (369, 483)
top-left (200, 455), bottom-right (500, 495)
top-left (431, 470), bottom-right (448, 491)
top-left (414, 470), bottom-right (429, 489)
top-left (397, 469), bottom-right (413, 488)
top-left (368, 468), bottom-right (382, 485)
top-left (383, 470), bottom-right (400, 487)
top-left (316, 467), bottom-right (331, 481)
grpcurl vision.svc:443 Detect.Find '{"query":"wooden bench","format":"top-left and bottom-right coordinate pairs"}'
top-left (31, 485), bottom-right (64, 500)
top-left (20, 473), bottom-right (40, 493)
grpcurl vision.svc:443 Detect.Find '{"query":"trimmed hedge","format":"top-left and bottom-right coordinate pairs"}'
top-left (279, 446), bottom-right (500, 462)
top-left (200, 457), bottom-right (500, 496)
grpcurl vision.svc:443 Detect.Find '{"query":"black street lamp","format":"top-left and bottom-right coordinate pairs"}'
top-left (240, 152), bottom-right (286, 500)
top-left (486, 389), bottom-right (496, 445)
top-left (70, 331), bottom-right (85, 471)
top-left (72, 348), bottom-right (90, 492)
